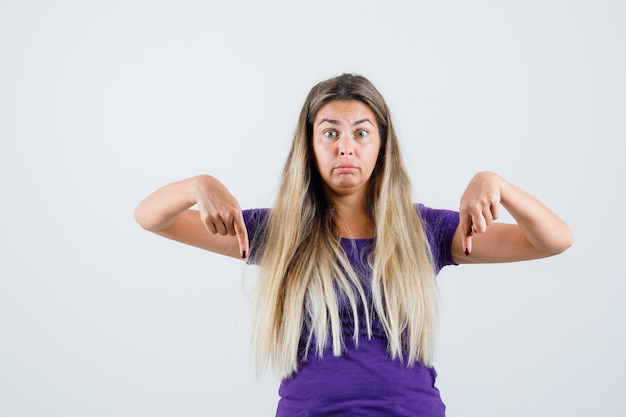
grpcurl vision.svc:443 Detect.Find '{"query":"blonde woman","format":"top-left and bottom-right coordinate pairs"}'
top-left (134, 74), bottom-right (573, 416)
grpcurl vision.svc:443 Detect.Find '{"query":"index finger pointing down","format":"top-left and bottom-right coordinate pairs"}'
top-left (234, 212), bottom-right (249, 259)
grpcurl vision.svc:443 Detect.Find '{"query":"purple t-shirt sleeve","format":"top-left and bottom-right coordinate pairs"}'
top-left (242, 208), bottom-right (270, 265)
top-left (416, 204), bottom-right (460, 273)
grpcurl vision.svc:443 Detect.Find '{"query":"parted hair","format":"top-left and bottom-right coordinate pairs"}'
top-left (251, 74), bottom-right (439, 379)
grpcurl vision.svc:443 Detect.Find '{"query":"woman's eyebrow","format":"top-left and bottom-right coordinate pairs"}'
top-left (318, 118), bottom-right (339, 126)
top-left (317, 118), bottom-right (374, 126)
top-left (353, 118), bottom-right (374, 126)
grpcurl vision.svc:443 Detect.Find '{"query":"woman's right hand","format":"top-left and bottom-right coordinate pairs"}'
top-left (134, 175), bottom-right (249, 259)
top-left (190, 175), bottom-right (249, 258)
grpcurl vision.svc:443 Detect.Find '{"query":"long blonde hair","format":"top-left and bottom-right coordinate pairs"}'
top-left (251, 74), bottom-right (438, 379)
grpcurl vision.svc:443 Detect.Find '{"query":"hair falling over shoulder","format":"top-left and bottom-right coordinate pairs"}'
top-left (251, 74), bottom-right (439, 380)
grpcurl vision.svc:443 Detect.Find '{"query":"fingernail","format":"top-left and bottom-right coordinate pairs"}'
top-left (241, 250), bottom-right (247, 259)
top-left (464, 248), bottom-right (470, 256)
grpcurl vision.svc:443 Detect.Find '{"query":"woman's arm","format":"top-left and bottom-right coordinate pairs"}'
top-left (451, 171), bottom-right (573, 264)
top-left (133, 175), bottom-right (248, 259)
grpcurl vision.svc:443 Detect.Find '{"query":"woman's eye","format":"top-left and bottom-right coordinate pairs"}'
top-left (324, 130), bottom-right (338, 138)
top-left (356, 130), bottom-right (368, 138)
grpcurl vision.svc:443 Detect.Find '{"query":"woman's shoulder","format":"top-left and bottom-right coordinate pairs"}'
top-left (414, 203), bottom-right (459, 225)
top-left (414, 204), bottom-right (460, 270)
top-left (242, 208), bottom-right (271, 235)
top-left (243, 207), bottom-right (270, 221)
top-left (242, 208), bottom-right (271, 265)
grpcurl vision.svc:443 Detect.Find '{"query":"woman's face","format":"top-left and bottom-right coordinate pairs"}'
top-left (312, 100), bottom-right (381, 201)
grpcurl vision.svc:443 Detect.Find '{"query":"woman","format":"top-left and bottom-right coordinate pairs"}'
top-left (134, 74), bottom-right (573, 416)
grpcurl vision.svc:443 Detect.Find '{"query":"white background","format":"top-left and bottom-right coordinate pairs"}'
top-left (1, 1), bottom-right (624, 416)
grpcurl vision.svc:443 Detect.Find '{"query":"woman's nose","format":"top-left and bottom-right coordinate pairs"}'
top-left (338, 135), bottom-right (353, 155)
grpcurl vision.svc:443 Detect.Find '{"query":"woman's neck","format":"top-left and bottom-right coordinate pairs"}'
top-left (331, 198), bottom-right (375, 239)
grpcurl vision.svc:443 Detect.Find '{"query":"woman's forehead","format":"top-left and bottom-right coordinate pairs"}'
top-left (313, 100), bottom-right (377, 125)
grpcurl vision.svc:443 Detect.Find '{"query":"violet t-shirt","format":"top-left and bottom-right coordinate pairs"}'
top-left (243, 205), bottom-right (459, 417)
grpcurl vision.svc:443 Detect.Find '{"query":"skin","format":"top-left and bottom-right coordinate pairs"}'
top-left (312, 100), bottom-right (381, 238)
top-left (133, 174), bottom-right (248, 258)
top-left (133, 99), bottom-right (573, 264)
top-left (453, 171), bottom-right (573, 264)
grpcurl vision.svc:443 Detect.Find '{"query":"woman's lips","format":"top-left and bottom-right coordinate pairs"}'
top-left (335, 164), bottom-right (357, 174)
